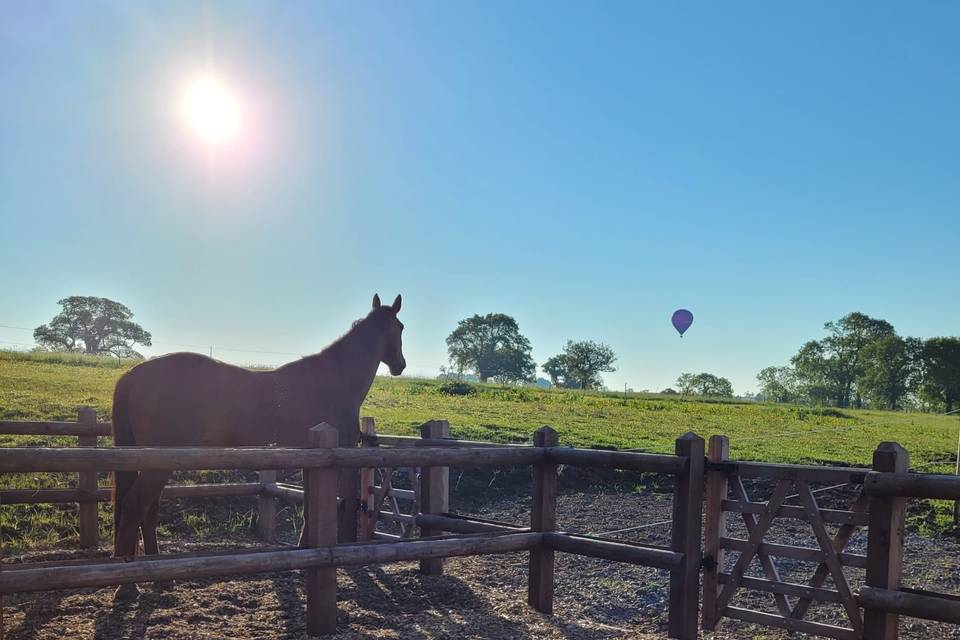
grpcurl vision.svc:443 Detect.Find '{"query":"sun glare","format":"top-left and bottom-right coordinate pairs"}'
top-left (180, 74), bottom-right (243, 145)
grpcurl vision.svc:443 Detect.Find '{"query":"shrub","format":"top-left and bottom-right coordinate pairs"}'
top-left (438, 380), bottom-right (476, 396)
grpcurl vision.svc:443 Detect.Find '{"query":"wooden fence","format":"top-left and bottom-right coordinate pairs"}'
top-left (3, 413), bottom-right (960, 638)
top-left (0, 417), bottom-right (703, 638)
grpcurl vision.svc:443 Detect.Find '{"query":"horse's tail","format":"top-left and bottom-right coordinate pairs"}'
top-left (112, 374), bottom-right (137, 557)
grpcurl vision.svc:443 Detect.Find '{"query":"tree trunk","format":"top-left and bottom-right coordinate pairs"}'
top-left (479, 373), bottom-right (488, 383)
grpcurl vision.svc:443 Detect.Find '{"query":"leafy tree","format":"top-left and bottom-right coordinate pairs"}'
top-left (542, 354), bottom-right (579, 389)
top-left (446, 313), bottom-right (535, 383)
top-left (756, 366), bottom-right (798, 403)
top-left (920, 337), bottom-right (960, 413)
top-left (858, 336), bottom-right (920, 410)
top-left (542, 340), bottom-right (616, 390)
top-left (676, 373), bottom-right (695, 395)
top-left (790, 312), bottom-right (895, 407)
top-left (34, 296), bottom-right (151, 358)
top-left (676, 372), bottom-right (734, 397)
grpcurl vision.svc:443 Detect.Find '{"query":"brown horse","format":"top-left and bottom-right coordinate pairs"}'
top-left (111, 294), bottom-right (405, 570)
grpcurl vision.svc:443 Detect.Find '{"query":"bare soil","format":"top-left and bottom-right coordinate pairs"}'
top-left (3, 469), bottom-right (959, 639)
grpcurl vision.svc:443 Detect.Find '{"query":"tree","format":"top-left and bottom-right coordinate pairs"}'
top-left (920, 337), bottom-right (960, 413)
top-left (34, 296), bottom-right (152, 358)
top-left (446, 313), bottom-right (535, 383)
top-left (542, 340), bottom-right (616, 390)
top-left (676, 372), bottom-right (734, 397)
top-left (858, 336), bottom-right (919, 410)
top-left (542, 354), bottom-right (579, 389)
top-left (756, 366), bottom-right (799, 403)
top-left (790, 312), bottom-right (895, 407)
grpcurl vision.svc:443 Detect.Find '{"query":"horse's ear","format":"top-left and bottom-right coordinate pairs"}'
top-left (391, 294), bottom-right (402, 313)
top-left (372, 294), bottom-right (381, 309)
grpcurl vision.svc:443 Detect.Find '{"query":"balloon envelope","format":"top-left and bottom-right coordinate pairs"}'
top-left (672, 309), bottom-right (694, 336)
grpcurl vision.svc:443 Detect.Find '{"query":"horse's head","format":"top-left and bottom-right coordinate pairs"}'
top-left (371, 293), bottom-right (406, 376)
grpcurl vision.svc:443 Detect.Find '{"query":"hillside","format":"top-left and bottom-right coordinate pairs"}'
top-left (2, 350), bottom-right (956, 469)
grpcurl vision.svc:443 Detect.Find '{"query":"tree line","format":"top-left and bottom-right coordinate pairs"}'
top-left (445, 313), bottom-right (617, 390)
top-left (757, 312), bottom-right (960, 412)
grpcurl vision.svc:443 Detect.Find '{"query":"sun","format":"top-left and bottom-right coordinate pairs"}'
top-left (180, 74), bottom-right (243, 145)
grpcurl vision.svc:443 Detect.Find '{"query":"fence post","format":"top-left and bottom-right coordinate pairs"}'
top-left (358, 417), bottom-right (377, 541)
top-left (864, 442), bottom-right (909, 640)
top-left (669, 432), bottom-right (705, 640)
top-left (419, 419), bottom-right (450, 575)
top-left (701, 434), bottom-right (728, 631)
top-left (257, 469), bottom-right (277, 543)
top-left (77, 407), bottom-right (99, 551)
top-left (528, 426), bottom-right (558, 614)
top-left (305, 423), bottom-right (339, 636)
top-left (338, 422), bottom-right (361, 543)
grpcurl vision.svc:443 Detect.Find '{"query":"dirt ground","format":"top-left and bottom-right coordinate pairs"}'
top-left (3, 470), bottom-right (960, 639)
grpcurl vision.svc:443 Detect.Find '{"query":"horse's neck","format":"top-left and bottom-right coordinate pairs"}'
top-left (291, 320), bottom-right (382, 407)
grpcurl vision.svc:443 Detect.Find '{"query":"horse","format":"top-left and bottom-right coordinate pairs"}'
top-left (111, 294), bottom-right (405, 597)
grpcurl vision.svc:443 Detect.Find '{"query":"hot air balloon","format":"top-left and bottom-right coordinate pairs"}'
top-left (672, 309), bottom-right (694, 337)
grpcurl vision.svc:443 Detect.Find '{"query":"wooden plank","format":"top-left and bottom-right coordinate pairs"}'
top-left (372, 435), bottom-right (528, 448)
top-left (415, 513), bottom-right (528, 535)
top-left (719, 538), bottom-right (868, 568)
top-left (702, 435), bottom-right (729, 630)
top-left (795, 480), bottom-right (863, 635)
top-left (791, 488), bottom-right (868, 619)
top-left (546, 447), bottom-right (687, 475)
top-left (419, 420), bottom-right (450, 575)
top-left (864, 442), bottom-right (909, 640)
top-left (730, 476), bottom-right (792, 618)
top-left (715, 479), bottom-right (791, 617)
top-left (718, 573), bottom-right (842, 603)
top-left (528, 426), bottom-right (558, 614)
top-left (77, 408), bottom-right (100, 550)
top-left (864, 471), bottom-right (960, 500)
top-left (859, 586), bottom-right (960, 625)
top-left (0, 420), bottom-right (111, 437)
top-left (668, 432), bottom-right (704, 640)
top-left (0, 482), bottom-right (262, 504)
top-left (0, 444), bottom-right (547, 473)
top-left (257, 470), bottom-right (277, 543)
top-left (722, 500), bottom-right (869, 526)
top-left (358, 417), bottom-right (378, 541)
top-left (305, 424), bottom-right (339, 637)
top-left (728, 461), bottom-right (868, 485)
top-left (545, 532), bottom-right (683, 570)
top-left (379, 510), bottom-right (415, 524)
top-left (724, 606), bottom-right (858, 640)
top-left (0, 531), bottom-right (543, 594)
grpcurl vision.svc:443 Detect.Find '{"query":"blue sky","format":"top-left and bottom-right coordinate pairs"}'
top-left (2, 2), bottom-right (958, 393)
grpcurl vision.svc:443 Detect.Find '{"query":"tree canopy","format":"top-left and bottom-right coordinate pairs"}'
top-left (542, 340), bottom-right (616, 390)
top-left (677, 372), bottom-right (734, 397)
top-left (33, 296), bottom-right (152, 358)
top-left (445, 313), bottom-right (535, 383)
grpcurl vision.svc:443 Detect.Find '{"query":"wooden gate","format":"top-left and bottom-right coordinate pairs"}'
top-left (702, 435), bottom-right (870, 639)
top-left (358, 417), bottom-right (421, 540)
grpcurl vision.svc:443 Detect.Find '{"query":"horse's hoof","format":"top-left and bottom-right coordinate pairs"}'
top-left (114, 583), bottom-right (140, 602)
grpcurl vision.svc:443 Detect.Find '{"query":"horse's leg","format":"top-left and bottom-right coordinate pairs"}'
top-left (141, 499), bottom-right (161, 555)
top-left (113, 471), bottom-right (170, 601)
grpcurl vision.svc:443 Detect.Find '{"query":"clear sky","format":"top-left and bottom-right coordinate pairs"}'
top-left (2, 2), bottom-right (958, 394)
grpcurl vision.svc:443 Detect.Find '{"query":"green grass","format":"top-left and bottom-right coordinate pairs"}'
top-left (1, 350), bottom-right (958, 548)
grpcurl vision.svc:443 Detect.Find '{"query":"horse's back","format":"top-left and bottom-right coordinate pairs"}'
top-left (115, 353), bottom-right (275, 447)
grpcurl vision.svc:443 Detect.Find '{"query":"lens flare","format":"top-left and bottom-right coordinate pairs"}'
top-left (180, 74), bottom-right (242, 145)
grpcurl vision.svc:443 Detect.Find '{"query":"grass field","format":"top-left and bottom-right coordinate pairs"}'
top-left (1, 349), bottom-right (959, 547)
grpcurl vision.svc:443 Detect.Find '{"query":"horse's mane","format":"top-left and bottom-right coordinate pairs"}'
top-left (276, 309), bottom-right (389, 371)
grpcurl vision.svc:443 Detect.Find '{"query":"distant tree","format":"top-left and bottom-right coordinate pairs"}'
top-left (676, 372), bottom-right (733, 397)
top-left (690, 373), bottom-right (734, 397)
top-left (446, 313), bottom-right (535, 384)
top-left (858, 336), bottom-right (920, 410)
top-left (33, 296), bottom-right (151, 358)
top-left (661, 388), bottom-right (678, 395)
top-left (676, 373), bottom-right (695, 395)
top-left (756, 366), bottom-right (799, 403)
top-left (790, 312), bottom-right (895, 407)
top-left (542, 340), bottom-right (616, 390)
top-left (920, 337), bottom-right (960, 413)
top-left (542, 354), bottom-right (579, 389)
